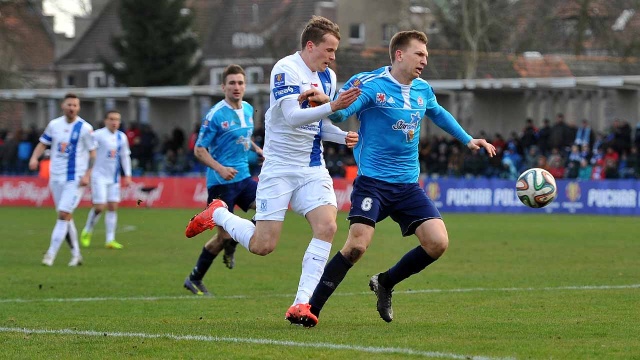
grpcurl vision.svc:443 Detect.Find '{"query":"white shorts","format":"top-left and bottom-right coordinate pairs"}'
top-left (91, 177), bottom-right (121, 204)
top-left (50, 180), bottom-right (85, 213)
top-left (255, 162), bottom-right (337, 221)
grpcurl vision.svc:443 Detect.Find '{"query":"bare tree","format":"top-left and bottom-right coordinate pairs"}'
top-left (431, 0), bottom-right (517, 79)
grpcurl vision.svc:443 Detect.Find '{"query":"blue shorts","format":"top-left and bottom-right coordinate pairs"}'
top-left (207, 177), bottom-right (257, 213)
top-left (348, 176), bottom-right (442, 236)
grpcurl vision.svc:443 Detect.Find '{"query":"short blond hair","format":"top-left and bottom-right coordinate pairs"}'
top-left (300, 15), bottom-right (340, 49)
top-left (389, 30), bottom-right (428, 63)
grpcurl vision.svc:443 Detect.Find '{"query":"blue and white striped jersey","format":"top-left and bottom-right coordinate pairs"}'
top-left (39, 116), bottom-right (96, 182)
top-left (92, 128), bottom-right (131, 183)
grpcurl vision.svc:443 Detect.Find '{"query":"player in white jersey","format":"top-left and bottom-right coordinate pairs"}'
top-left (185, 16), bottom-right (360, 326)
top-left (80, 110), bottom-right (132, 250)
top-left (29, 93), bottom-right (97, 266)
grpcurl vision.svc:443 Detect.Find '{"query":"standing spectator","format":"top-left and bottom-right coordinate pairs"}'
top-left (574, 119), bottom-right (594, 147)
top-left (549, 113), bottom-right (570, 153)
top-left (520, 118), bottom-right (538, 152)
top-left (537, 118), bottom-right (552, 155)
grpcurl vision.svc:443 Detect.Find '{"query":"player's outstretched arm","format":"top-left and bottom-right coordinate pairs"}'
top-left (467, 138), bottom-right (496, 157)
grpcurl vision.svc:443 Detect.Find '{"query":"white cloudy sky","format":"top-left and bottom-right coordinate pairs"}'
top-left (42, 0), bottom-right (91, 37)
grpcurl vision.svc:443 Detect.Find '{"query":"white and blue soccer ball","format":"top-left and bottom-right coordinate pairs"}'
top-left (515, 168), bottom-right (557, 208)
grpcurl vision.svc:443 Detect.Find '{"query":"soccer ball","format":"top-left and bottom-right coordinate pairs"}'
top-left (515, 168), bottom-right (557, 208)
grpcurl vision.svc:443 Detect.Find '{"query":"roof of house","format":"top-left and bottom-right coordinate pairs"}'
top-left (0, 0), bottom-right (55, 71)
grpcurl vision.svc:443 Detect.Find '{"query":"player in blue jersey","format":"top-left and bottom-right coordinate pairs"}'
top-left (301, 30), bottom-right (496, 326)
top-left (183, 64), bottom-right (263, 295)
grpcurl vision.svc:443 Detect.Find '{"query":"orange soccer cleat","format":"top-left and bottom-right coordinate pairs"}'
top-left (285, 303), bottom-right (318, 328)
top-left (185, 199), bottom-right (228, 238)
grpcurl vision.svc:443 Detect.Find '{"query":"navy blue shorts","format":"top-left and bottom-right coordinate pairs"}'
top-left (207, 177), bottom-right (257, 213)
top-left (348, 176), bottom-right (442, 236)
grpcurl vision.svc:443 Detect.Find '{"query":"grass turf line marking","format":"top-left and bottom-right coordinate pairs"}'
top-left (1, 283), bottom-right (638, 304)
top-left (0, 327), bottom-right (514, 360)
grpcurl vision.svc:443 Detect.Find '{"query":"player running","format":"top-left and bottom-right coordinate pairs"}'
top-left (80, 110), bottom-right (132, 249)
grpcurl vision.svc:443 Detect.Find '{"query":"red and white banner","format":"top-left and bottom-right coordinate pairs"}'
top-left (0, 176), bottom-right (354, 211)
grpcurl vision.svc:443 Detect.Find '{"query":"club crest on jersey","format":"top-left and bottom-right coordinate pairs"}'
top-left (274, 73), bottom-right (285, 86)
top-left (348, 78), bottom-right (362, 89)
top-left (417, 96), bottom-right (424, 106)
top-left (376, 93), bottom-right (386, 105)
top-left (221, 121), bottom-right (229, 130)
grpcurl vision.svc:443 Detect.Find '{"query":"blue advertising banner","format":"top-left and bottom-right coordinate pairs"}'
top-left (423, 178), bottom-right (640, 215)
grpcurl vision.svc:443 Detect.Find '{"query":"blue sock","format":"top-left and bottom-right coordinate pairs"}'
top-left (379, 246), bottom-right (436, 289)
top-left (189, 247), bottom-right (216, 281)
top-left (309, 251), bottom-right (353, 317)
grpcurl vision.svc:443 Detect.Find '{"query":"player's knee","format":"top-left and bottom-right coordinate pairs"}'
top-left (342, 245), bottom-right (366, 263)
top-left (249, 238), bottom-right (275, 256)
top-left (313, 219), bottom-right (337, 239)
top-left (427, 234), bottom-right (448, 258)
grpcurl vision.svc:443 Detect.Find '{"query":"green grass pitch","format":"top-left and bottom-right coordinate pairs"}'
top-left (1, 207), bottom-right (638, 359)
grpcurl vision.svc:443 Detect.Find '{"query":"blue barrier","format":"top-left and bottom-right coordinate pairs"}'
top-left (423, 178), bottom-right (640, 215)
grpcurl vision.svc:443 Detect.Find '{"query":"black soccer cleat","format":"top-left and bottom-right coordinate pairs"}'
top-left (369, 274), bottom-right (394, 322)
top-left (222, 239), bottom-right (238, 269)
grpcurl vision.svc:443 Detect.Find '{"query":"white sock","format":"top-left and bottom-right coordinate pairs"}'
top-left (47, 219), bottom-right (69, 257)
top-left (213, 207), bottom-right (255, 250)
top-left (293, 238), bottom-right (332, 305)
top-left (105, 211), bottom-right (117, 243)
top-left (67, 219), bottom-right (81, 257)
top-left (84, 208), bottom-right (102, 233)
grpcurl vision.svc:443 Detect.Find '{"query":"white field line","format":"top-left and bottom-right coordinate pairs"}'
top-left (0, 283), bottom-right (638, 304)
top-left (0, 327), bottom-right (515, 360)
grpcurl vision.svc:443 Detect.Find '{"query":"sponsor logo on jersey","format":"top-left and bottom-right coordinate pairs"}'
top-left (391, 112), bottom-right (421, 142)
top-left (274, 73), bottom-right (285, 86)
top-left (58, 142), bottom-right (72, 154)
top-left (273, 85), bottom-right (300, 100)
top-left (376, 93), bottom-right (386, 105)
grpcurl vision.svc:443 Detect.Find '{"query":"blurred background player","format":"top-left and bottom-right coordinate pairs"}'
top-left (29, 93), bottom-right (97, 266)
top-left (80, 110), bottom-right (132, 249)
top-left (305, 30), bottom-right (496, 326)
top-left (183, 64), bottom-right (263, 296)
top-left (185, 16), bottom-right (360, 324)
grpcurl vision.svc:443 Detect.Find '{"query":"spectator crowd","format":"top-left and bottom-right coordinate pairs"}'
top-left (2, 114), bottom-right (640, 181)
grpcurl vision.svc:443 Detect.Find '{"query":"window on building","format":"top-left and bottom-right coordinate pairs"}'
top-left (210, 68), bottom-right (224, 86)
top-left (64, 74), bottom-right (75, 87)
top-left (245, 66), bottom-right (264, 84)
top-left (382, 24), bottom-right (398, 45)
top-left (88, 71), bottom-right (106, 88)
top-left (349, 23), bottom-right (365, 44)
